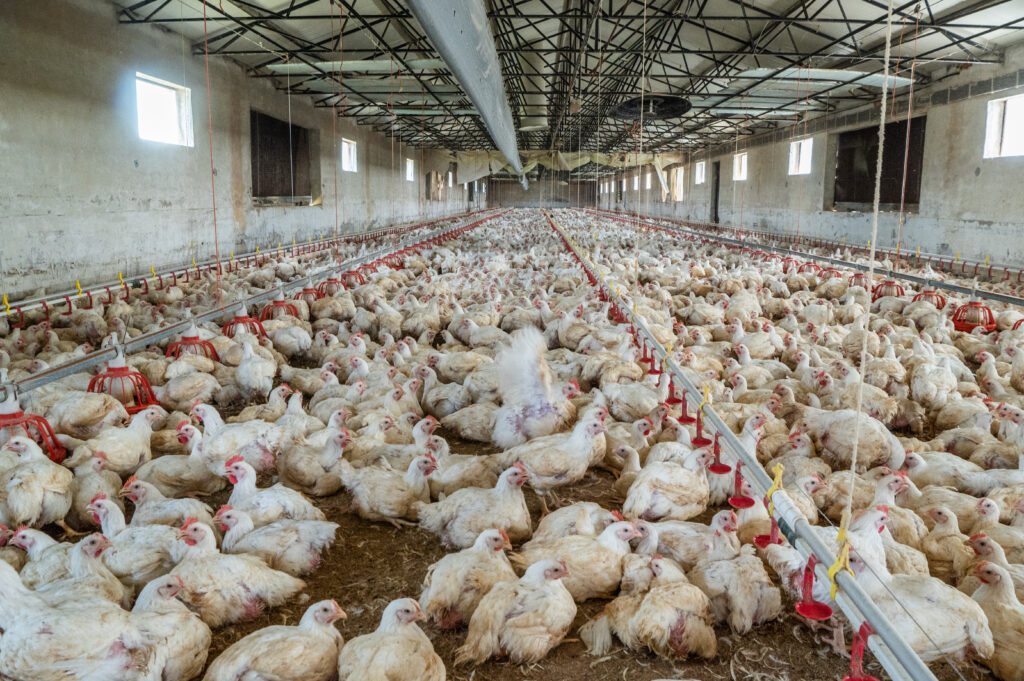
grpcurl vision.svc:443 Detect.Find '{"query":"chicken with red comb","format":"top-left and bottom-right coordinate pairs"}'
top-left (457, 558), bottom-right (575, 665)
top-left (419, 528), bottom-right (516, 629)
top-left (418, 464), bottom-right (532, 549)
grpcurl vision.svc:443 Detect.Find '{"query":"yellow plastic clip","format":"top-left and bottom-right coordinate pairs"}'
top-left (841, 237), bottom-right (845, 245)
top-left (836, 508), bottom-right (851, 546)
top-left (191, 257), bottom-right (196, 267)
top-left (699, 384), bottom-right (711, 409)
top-left (985, 255), bottom-right (990, 266)
top-left (150, 266), bottom-right (156, 282)
top-left (75, 280), bottom-right (83, 299)
top-left (229, 251), bottom-right (234, 261)
top-left (828, 542), bottom-right (854, 600)
top-left (256, 246), bottom-right (260, 254)
top-left (916, 246), bottom-right (921, 257)
top-left (118, 271), bottom-right (124, 286)
top-left (955, 252), bottom-right (960, 262)
top-left (2, 294), bottom-right (8, 316)
top-left (765, 463), bottom-right (785, 515)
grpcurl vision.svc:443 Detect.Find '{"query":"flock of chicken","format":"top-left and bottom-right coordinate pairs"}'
top-left (1, 207), bottom-right (1024, 680)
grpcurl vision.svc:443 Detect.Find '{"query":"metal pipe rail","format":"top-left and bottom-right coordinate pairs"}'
top-left (546, 211), bottom-right (934, 681)
top-left (595, 207), bottom-right (1024, 285)
top-left (592, 209), bottom-right (1024, 310)
top-left (4, 210), bottom-right (486, 322)
top-left (11, 209), bottom-right (506, 396)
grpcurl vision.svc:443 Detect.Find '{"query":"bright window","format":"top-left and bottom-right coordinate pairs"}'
top-left (632, 175), bottom-right (639, 191)
top-left (135, 72), bottom-right (193, 146)
top-left (733, 152), bottom-right (748, 181)
top-left (788, 138), bottom-right (813, 175)
top-left (620, 178), bottom-right (626, 191)
top-left (341, 138), bottom-right (357, 172)
top-left (405, 158), bottom-right (414, 181)
top-left (645, 172), bottom-right (652, 190)
top-left (481, 182), bottom-right (486, 193)
top-left (984, 93), bottom-right (1024, 158)
top-left (448, 171), bottom-right (453, 187)
top-left (695, 161), bottom-right (706, 185)
top-left (673, 167), bottom-right (684, 201)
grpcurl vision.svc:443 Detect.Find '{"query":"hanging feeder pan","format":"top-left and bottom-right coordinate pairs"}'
top-left (88, 334), bottom-right (157, 414)
top-left (316, 278), bottom-right (344, 297)
top-left (848, 272), bottom-right (871, 289)
top-left (798, 261), bottom-right (821, 274)
top-left (781, 257), bottom-right (799, 273)
top-left (872, 279), bottom-right (905, 301)
top-left (221, 304), bottom-right (267, 339)
top-left (820, 267), bottom-right (843, 281)
top-left (0, 373), bottom-right (65, 462)
top-left (912, 289), bottom-right (947, 309)
top-left (166, 321), bottom-right (220, 361)
top-left (259, 294), bottom-right (299, 321)
top-left (952, 300), bottom-right (997, 333)
top-left (293, 285), bottom-right (322, 306)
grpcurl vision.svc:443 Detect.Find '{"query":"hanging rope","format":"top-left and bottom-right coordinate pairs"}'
top-left (200, 0), bottom-right (222, 305)
top-left (895, 6), bottom-right (922, 256)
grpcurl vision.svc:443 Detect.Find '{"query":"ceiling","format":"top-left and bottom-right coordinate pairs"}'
top-left (116, 0), bottom-right (1024, 160)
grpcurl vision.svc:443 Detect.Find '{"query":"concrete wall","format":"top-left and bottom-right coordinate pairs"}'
top-left (0, 1), bottom-right (482, 298)
top-left (487, 178), bottom-right (597, 207)
top-left (604, 45), bottom-right (1024, 265)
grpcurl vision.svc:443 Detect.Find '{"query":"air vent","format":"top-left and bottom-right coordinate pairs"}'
top-left (610, 94), bottom-right (691, 120)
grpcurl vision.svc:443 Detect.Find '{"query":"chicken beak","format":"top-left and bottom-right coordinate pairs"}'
top-left (329, 601), bottom-right (348, 623)
top-left (412, 603), bottom-right (427, 622)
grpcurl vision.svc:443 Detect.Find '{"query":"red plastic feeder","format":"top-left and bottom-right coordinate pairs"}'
top-left (708, 432), bottom-right (731, 475)
top-left (781, 257), bottom-right (799, 273)
top-left (259, 292), bottom-right (299, 321)
top-left (166, 321), bottom-right (220, 361)
top-left (293, 280), bottom-right (322, 306)
top-left (820, 267), bottom-right (843, 280)
top-left (794, 555), bottom-right (834, 620)
top-left (0, 373), bottom-right (66, 463)
top-left (677, 389), bottom-right (696, 424)
top-left (843, 623), bottom-right (879, 681)
top-left (88, 335), bottom-right (157, 414)
top-left (754, 512), bottom-right (784, 548)
top-left (952, 300), bottom-right (997, 333)
top-left (871, 279), bottom-right (905, 301)
top-left (221, 304), bottom-right (268, 339)
top-left (848, 272), bottom-right (871, 289)
top-left (764, 253), bottom-right (782, 264)
top-left (797, 261), bottom-right (821, 274)
top-left (691, 410), bottom-right (712, 447)
top-left (912, 289), bottom-right (947, 309)
top-left (316, 278), bottom-right (344, 297)
top-left (728, 462), bottom-right (755, 508)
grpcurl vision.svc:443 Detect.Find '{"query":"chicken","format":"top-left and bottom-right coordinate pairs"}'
top-left (236, 339), bottom-right (278, 400)
top-left (688, 543), bottom-right (782, 633)
top-left (636, 510), bottom-right (740, 568)
top-left (88, 493), bottom-right (178, 586)
top-left (121, 475), bottom-right (215, 528)
top-left (532, 501), bottom-right (619, 541)
top-left (602, 373), bottom-right (671, 422)
top-left (216, 505), bottom-right (338, 576)
top-left (419, 464), bottom-right (532, 549)
top-left (851, 549), bottom-right (993, 663)
top-left (623, 447), bottom-right (712, 521)
top-left (45, 390), bottom-right (128, 439)
top-left (791, 406), bottom-right (905, 471)
top-left (0, 436), bottom-right (73, 532)
top-left (514, 520), bottom-right (641, 601)
top-left (225, 456), bottom-right (326, 525)
top-left (971, 562), bottom-right (1024, 681)
top-left (491, 417), bottom-right (607, 512)
top-left (492, 327), bottom-right (575, 448)
top-left (337, 454), bottom-right (435, 527)
top-left (337, 598), bottom-right (445, 681)
top-left (580, 554), bottom-right (717, 661)
top-left (426, 434), bottom-right (499, 497)
top-left (32, 533), bottom-right (127, 607)
top-left (920, 505), bottom-right (975, 583)
top-left (204, 599), bottom-right (345, 681)
top-left (9, 527), bottom-right (73, 587)
top-left (170, 518), bottom-right (305, 627)
top-left (277, 428), bottom-right (351, 496)
top-left (191, 402), bottom-right (288, 474)
top-left (68, 404), bottom-right (166, 474)
top-left (419, 528), bottom-right (517, 629)
top-left (227, 382), bottom-right (294, 422)
top-left (958, 533), bottom-right (1024, 600)
top-left (135, 421), bottom-right (227, 498)
top-left (456, 559), bottom-right (576, 664)
top-left (131, 574), bottom-right (213, 681)
top-left (67, 451), bottom-right (124, 529)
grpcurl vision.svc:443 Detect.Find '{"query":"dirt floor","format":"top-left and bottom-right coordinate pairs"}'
top-left (195, 429), bottom-right (996, 681)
